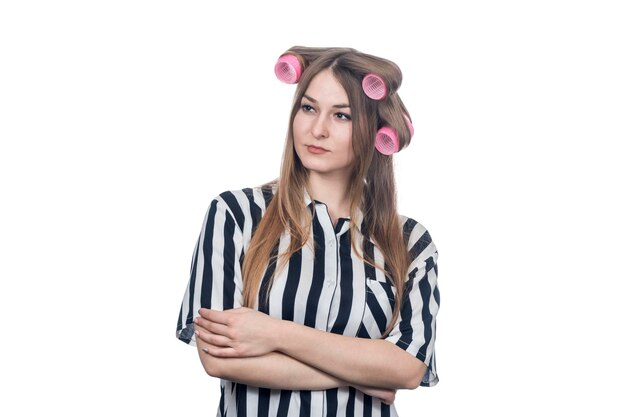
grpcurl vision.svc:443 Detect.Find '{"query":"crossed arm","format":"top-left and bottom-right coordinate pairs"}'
top-left (193, 307), bottom-right (427, 404)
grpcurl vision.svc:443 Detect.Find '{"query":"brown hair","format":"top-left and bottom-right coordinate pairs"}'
top-left (242, 46), bottom-right (414, 335)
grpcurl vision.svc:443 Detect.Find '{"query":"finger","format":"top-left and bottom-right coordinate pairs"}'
top-left (193, 316), bottom-right (209, 331)
top-left (195, 313), bottom-right (232, 337)
top-left (194, 316), bottom-right (228, 333)
top-left (203, 333), bottom-right (232, 348)
top-left (195, 326), bottom-right (234, 348)
top-left (194, 328), bottom-right (214, 344)
top-left (201, 345), bottom-right (240, 358)
top-left (198, 308), bottom-right (231, 324)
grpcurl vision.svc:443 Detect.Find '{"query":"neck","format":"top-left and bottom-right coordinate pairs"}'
top-left (306, 172), bottom-right (352, 225)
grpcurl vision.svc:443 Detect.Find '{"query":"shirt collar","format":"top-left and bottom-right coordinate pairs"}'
top-left (303, 187), bottom-right (365, 233)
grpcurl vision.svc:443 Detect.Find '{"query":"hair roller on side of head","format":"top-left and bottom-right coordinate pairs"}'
top-left (374, 114), bottom-right (414, 155)
top-left (274, 54), bottom-right (303, 84)
top-left (403, 114), bottom-right (414, 138)
top-left (375, 127), bottom-right (399, 155)
top-left (362, 73), bottom-right (387, 100)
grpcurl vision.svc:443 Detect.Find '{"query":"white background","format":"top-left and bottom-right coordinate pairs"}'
top-left (1, 1), bottom-right (625, 415)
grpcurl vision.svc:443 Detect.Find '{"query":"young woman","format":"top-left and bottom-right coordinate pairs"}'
top-left (176, 46), bottom-right (440, 417)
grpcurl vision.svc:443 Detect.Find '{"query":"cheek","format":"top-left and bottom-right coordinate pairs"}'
top-left (292, 114), bottom-right (306, 141)
top-left (345, 146), bottom-right (355, 165)
top-left (342, 130), bottom-right (355, 161)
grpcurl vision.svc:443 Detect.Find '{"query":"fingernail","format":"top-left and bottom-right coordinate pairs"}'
top-left (201, 348), bottom-right (209, 354)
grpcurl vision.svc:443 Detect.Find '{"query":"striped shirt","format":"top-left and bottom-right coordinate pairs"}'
top-left (176, 184), bottom-right (440, 417)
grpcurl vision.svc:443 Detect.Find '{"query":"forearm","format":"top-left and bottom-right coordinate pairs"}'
top-left (196, 308), bottom-right (421, 392)
top-left (276, 321), bottom-right (426, 390)
top-left (197, 346), bottom-right (396, 404)
top-left (196, 344), bottom-right (345, 390)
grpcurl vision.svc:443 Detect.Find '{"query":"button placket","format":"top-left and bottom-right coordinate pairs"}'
top-left (325, 237), bottom-right (337, 287)
top-left (313, 202), bottom-right (341, 332)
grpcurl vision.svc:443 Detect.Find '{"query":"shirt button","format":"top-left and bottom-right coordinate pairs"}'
top-left (328, 240), bottom-right (335, 247)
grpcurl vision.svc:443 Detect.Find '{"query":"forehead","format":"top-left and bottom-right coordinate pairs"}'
top-left (304, 69), bottom-right (349, 103)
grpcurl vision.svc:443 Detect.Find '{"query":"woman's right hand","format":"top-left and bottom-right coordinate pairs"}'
top-left (352, 384), bottom-right (397, 405)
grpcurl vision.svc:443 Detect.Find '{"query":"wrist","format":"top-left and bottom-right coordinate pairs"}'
top-left (273, 318), bottom-right (294, 353)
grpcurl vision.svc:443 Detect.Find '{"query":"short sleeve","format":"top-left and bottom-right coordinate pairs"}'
top-left (175, 197), bottom-right (245, 346)
top-left (384, 219), bottom-right (440, 387)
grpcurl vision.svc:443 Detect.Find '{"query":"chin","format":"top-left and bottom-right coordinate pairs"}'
top-left (302, 163), bottom-right (330, 174)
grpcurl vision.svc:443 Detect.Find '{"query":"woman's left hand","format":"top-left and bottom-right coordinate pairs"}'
top-left (195, 307), bottom-right (280, 358)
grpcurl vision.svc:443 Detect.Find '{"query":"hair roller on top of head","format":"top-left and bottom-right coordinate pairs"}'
top-left (362, 73), bottom-right (387, 100)
top-left (274, 54), bottom-right (303, 84)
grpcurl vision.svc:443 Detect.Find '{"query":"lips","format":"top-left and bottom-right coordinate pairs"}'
top-left (307, 145), bottom-right (329, 154)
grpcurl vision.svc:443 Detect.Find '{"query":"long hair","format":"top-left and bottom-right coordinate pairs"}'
top-left (242, 46), bottom-right (414, 335)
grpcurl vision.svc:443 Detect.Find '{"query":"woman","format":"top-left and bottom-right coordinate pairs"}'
top-left (176, 46), bottom-right (440, 417)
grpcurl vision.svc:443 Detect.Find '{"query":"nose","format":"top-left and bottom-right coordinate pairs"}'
top-left (311, 115), bottom-right (329, 139)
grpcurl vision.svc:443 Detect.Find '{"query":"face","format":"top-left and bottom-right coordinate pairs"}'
top-left (293, 69), bottom-right (354, 180)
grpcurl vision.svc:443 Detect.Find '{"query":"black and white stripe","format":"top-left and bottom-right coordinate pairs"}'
top-left (176, 185), bottom-right (440, 417)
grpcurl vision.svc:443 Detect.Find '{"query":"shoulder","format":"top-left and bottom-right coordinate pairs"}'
top-left (209, 183), bottom-right (277, 229)
top-left (215, 183), bottom-right (276, 209)
top-left (399, 214), bottom-right (438, 266)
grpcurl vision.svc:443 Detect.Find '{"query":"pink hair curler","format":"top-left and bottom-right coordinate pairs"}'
top-left (375, 115), bottom-right (414, 155)
top-left (274, 54), bottom-right (302, 84)
top-left (362, 73), bottom-right (387, 100)
top-left (375, 126), bottom-right (399, 155)
top-left (403, 114), bottom-right (414, 138)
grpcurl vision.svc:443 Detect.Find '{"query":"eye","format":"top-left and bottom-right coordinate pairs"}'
top-left (335, 112), bottom-right (352, 121)
top-left (301, 104), bottom-right (315, 113)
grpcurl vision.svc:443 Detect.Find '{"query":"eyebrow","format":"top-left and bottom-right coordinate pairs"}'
top-left (303, 94), bottom-right (350, 109)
